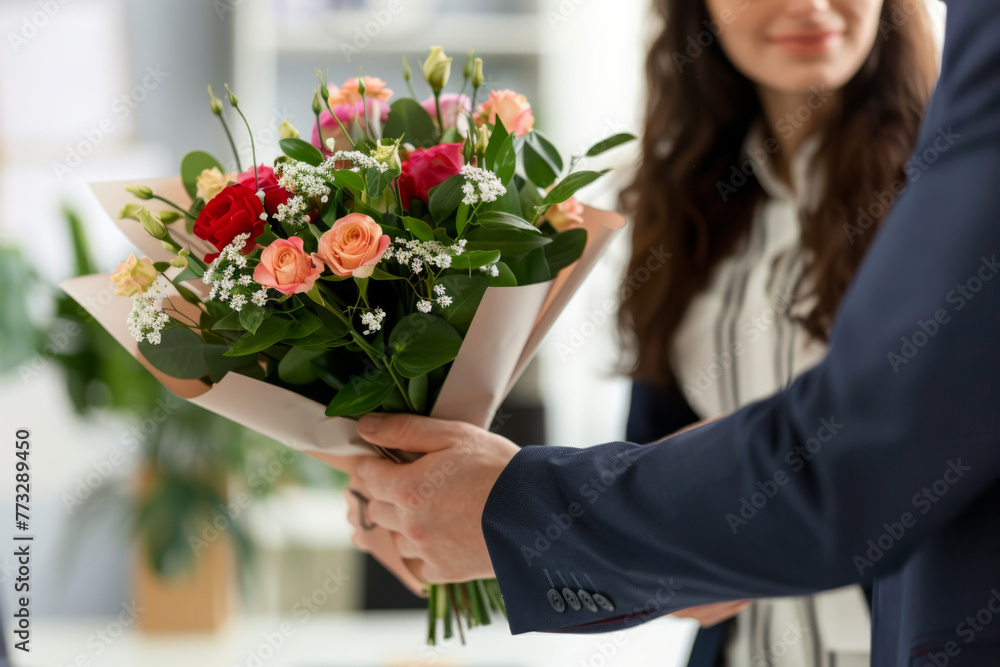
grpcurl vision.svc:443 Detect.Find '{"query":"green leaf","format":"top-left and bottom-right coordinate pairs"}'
top-left (278, 347), bottom-right (322, 385)
top-left (286, 308), bottom-right (323, 339)
top-left (389, 314), bottom-right (463, 378)
top-left (315, 307), bottom-right (350, 340)
top-left (280, 138), bottom-right (324, 166)
top-left (542, 170), bottom-right (608, 206)
top-left (238, 304), bottom-right (266, 334)
top-left (544, 227), bottom-right (588, 275)
top-left (448, 249), bottom-right (502, 271)
top-left (465, 227), bottom-right (552, 256)
top-left (407, 373), bottom-right (429, 413)
top-left (523, 141), bottom-right (559, 189)
top-left (529, 131), bottom-right (564, 173)
top-left (494, 133), bottom-right (516, 184)
top-left (211, 310), bottom-right (243, 331)
top-left (333, 169), bottom-right (365, 194)
top-left (383, 98), bottom-right (436, 148)
top-left (153, 261), bottom-right (171, 272)
top-left (440, 127), bottom-right (463, 143)
top-left (476, 211), bottom-right (542, 235)
top-left (180, 151), bottom-right (224, 201)
top-left (518, 180), bottom-right (544, 221)
top-left (455, 202), bottom-right (471, 236)
top-left (585, 132), bottom-right (637, 157)
top-left (139, 326), bottom-right (256, 382)
top-left (325, 369), bottom-right (396, 417)
top-left (484, 116), bottom-right (508, 170)
top-left (508, 246), bottom-right (551, 285)
top-left (224, 316), bottom-right (292, 356)
top-left (428, 174), bottom-right (467, 223)
top-left (403, 216), bottom-right (435, 242)
top-left (370, 267), bottom-right (407, 281)
top-left (488, 261), bottom-right (517, 287)
top-left (435, 275), bottom-right (489, 335)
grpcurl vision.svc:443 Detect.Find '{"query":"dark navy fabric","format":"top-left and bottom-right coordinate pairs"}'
top-left (481, 3), bottom-right (1000, 665)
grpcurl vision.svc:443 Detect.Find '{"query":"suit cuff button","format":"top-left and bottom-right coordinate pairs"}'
top-left (547, 588), bottom-right (566, 612)
top-left (592, 593), bottom-right (615, 611)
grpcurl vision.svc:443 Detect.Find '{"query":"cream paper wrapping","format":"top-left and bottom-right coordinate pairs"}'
top-left (61, 177), bottom-right (625, 591)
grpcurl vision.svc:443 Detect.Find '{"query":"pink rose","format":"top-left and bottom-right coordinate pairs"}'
top-left (235, 164), bottom-right (279, 190)
top-left (397, 142), bottom-right (465, 207)
top-left (421, 93), bottom-right (471, 130)
top-left (311, 101), bottom-right (391, 154)
top-left (253, 237), bottom-right (324, 295)
top-left (315, 213), bottom-right (391, 279)
top-left (474, 89), bottom-right (535, 137)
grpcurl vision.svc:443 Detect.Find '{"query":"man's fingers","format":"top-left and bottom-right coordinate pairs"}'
top-left (392, 531), bottom-right (423, 560)
top-left (357, 413), bottom-right (470, 453)
top-left (368, 499), bottom-right (406, 533)
top-left (355, 457), bottom-right (407, 503)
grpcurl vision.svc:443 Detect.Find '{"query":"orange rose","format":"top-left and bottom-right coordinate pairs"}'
top-left (542, 192), bottom-right (585, 232)
top-left (316, 213), bottom-right (391, 279)
top-left (110, 253), bottom-right (158, 296)
top-left (253, 237), bottom-right (324, 295)
top-left (329, 76), bottom-right (393, 107)
top-left (474, 89), bottom-right (535, 137)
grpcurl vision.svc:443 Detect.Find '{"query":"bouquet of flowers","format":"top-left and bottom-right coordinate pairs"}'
top-left (61, 47), bottom-right (632, 644)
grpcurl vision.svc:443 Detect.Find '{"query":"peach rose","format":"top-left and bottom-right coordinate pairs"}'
top-left (253, 237), bottom-right (324, 295)
top-left (110, 253), bottom-right (158, 296)
top-left (316, 213), bottom-right (391, 279)
top-left (543, 192), bottom-right (586, 232)
top-left (474, 89), bottom-right (535, 137)
top-left (329, 76), bottom-right (393, 107)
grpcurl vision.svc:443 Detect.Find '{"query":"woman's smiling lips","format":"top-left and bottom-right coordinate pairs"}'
top-left (771, 30), bottom-right (844, 55)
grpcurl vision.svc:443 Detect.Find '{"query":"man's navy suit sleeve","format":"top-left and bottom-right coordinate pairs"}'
top-left (481, 1), bottom-right (1000, 635)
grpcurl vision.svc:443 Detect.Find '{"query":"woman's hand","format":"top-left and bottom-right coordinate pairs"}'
top-left (672, 601), bottom-right (752, 627)
top-left (342, 413), bottom-right (520, 584)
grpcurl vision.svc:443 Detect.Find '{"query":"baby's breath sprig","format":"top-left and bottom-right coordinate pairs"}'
top-left (203, 233), bottom-right (270, 311)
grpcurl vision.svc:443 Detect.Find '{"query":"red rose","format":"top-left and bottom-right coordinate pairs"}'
top-left (397, 142), bottom-right (465, 208)
top-left (193, 184), bottom-right (267, 262)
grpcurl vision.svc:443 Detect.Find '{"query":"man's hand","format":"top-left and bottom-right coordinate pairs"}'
top-left (345, 413), bottom-right (520, 584)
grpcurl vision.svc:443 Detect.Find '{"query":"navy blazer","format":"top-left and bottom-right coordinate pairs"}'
top-left (481, 2), bottom-right (1000, 665)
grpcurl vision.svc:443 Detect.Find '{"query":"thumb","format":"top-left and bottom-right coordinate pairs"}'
top-left (357, 413), bottom-right (468, 454)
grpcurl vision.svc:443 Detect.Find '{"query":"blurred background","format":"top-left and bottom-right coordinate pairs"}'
top-left (0, 0), bottom-right (701, 665)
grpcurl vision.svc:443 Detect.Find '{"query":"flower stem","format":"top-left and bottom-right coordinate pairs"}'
top-left (217, 115), bottom-right (242, 172)
top-left (434, 92), bottom-right (444, 141)
top-left (150, 195), bottom-right (195, 220)
top-left (322, 97), bottom-right (358, 151)
top-left (231, 104), bottom-right (258, 190)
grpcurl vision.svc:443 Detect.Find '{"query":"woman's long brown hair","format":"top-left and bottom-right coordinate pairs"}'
top-left (618, 0), bottom-right (938, 385)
